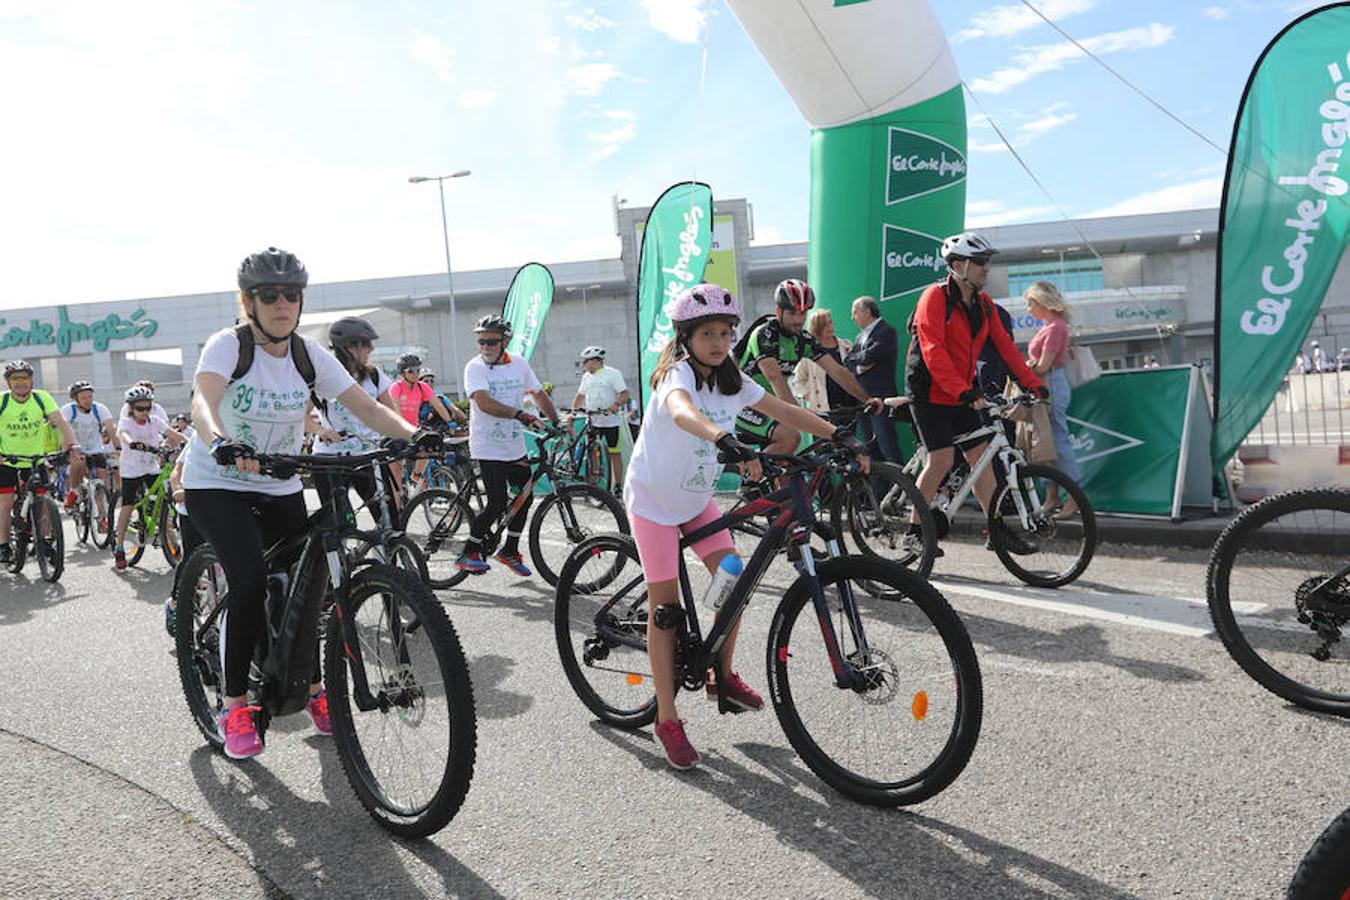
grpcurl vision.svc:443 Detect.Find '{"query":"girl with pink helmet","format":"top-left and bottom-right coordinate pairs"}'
top-left (623, 283), bottom-right (846, 770)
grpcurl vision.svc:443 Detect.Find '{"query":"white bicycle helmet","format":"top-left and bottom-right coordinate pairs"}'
top-left (579, 346), bottom-right (606, 362)
top-left (940, 231), bottom-right (998, 262)
top-left (124, 385), bottom-right (154, 403)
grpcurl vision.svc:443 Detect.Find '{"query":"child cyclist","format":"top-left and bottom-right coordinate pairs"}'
top-left (625, 283), bottom-right (866, 770)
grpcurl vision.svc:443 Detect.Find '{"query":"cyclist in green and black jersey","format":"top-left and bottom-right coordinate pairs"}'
top-left (735, 278), bottom-right (881, 457)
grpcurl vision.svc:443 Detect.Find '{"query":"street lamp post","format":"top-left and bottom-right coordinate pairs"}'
top-left (566, 283), bottom-right (602, 322)
top-left (409, 169), bottom-right (471, 395)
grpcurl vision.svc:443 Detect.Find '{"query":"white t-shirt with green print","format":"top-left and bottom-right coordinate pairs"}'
top-left (182, 326), bottom-right (355, 495)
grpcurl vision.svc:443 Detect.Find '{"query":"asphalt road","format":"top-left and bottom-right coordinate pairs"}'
top-left (1, 517), bottom-right (1346, 899)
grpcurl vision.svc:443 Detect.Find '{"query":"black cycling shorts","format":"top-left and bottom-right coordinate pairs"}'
top-left (0, 465), bottom-right (23, 493)
top-left (120, 474), bottom-right (153, 507)
top-left (595, 425), bottom-right (621, 451)
top-left (909, 401), bottom-right (985, 453)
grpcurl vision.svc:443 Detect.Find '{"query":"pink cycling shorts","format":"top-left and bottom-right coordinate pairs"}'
top-left (629, 499), bottom-right (735, 584)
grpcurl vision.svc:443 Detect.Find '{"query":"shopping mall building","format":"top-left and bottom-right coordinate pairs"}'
top-left (4, 201), bottom-right (1347, 415)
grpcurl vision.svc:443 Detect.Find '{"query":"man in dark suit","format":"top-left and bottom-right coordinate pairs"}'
top-left (845, 295), bottom-right (904, 465)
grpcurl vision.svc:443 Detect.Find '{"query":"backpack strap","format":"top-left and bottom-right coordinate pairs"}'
top-left (290, 333), bottom-right (317, 391)
top-left (230, 324), bottom-right (316, 391)
top-left (230, 323), bottom-right (255, 383)
top-left (32, 391), bottom-right (48, 417)
top-left (0, 393), bottom-right (7, 417)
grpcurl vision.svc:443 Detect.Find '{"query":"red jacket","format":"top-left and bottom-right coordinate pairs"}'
top-left (905, 277), bottom-right (1043, 406)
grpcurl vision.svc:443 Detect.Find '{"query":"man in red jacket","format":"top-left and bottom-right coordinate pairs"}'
top-left (904, 232), bottom-right (1047, 547)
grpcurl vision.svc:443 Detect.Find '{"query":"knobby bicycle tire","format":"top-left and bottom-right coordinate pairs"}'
top-left (767, 555), bottom-right (982, 807)
top-left (987, 463), bottom-right (1096, 588)
top-left (74, 492), bottom-right (91, 544)
top-left (528, 483), bottom-right (629, 587)
top-left (1206, 487), bottom-right (1350, 717)
top-left (160, 500), bottom-right (183, 569)
top-left (324, 564), bottom-right (477, 839)
top-left (8, 507), bottom-right (30, 573)
top-left (33, 495), bottom-right (63, 583)
top-left (1287, 805), bottom-right (1350, 899)
top-left (351, 534), bottom-right (431, 585)
top-left (176, 545), bottom-right (227, 750)
top-left (831, 462), bottom-right (938, 579)
top-left (553, 534), bottom-right (656, 728)
top-left (92, 484), bottom-right (115, 549)
top-left (400, 487), bottom-right (474, 589)
top-left (125, 509), bottom-right (149, 567)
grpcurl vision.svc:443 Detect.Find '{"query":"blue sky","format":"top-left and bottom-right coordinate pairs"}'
top-left (0, 0), bottom-right (1325, 310)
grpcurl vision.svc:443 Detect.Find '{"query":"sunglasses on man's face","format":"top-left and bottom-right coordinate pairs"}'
top-left (250, 286), bottom-right (304, 305)
top-left (6, 374), bottom-right (32, 382)
top-left (132, 404), bottom-right (152, 413)
top-left (478, 338), bottom-right (502, 347)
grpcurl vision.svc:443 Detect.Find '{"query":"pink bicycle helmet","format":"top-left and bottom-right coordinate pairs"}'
top-left (666, 283), bottom-right (741, 328)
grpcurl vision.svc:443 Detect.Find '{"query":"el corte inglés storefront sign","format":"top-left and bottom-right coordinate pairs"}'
top-left (0, 306), bottom-right (159, 355)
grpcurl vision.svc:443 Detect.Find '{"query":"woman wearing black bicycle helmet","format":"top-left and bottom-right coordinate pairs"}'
top-left (183, 248), bottom-right (432, 762)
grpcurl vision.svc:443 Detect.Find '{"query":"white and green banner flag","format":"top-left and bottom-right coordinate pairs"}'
top-left (502, 262), bottom-right (554, 361)
top-left (1213, 3), bottom-right (1350, 467)
top-left (635, 182), bottom-right (713, 408)
top-left (727, 0), bottom-right (965, 395)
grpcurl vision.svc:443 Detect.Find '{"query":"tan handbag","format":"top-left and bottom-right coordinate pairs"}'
top-left (1002, 382), bottom-right (1035, 423)
top-left (1014, 401), bottom-right (1057, 463)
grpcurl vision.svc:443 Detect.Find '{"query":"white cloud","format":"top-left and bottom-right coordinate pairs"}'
top-left (968, 103), bottom-right (1077, 152)
top-left (1083, 177), bottom-right (1223, 218)
top-left (966, 203), bottom-right (1059, 227)
top-left (956, 0), bottom-right (1097, 42)
top-left (408, 31), bottom-right (455, 83)
top-left (642, 0), bottom-right (708, 44)
top-left (970, 23), bottom-right (1175, 95)
top-left (588, 121), bottom-right (637, 160)
top-left (970, 139), bottom-right (1009, 154)
top-left (567, 8), bottom-right (615, 31)
top-left (602, 109), bottom-right (638, 121)
top-left (460, 87), bottom-right (499, 108)
top-left (565, 62), bottom-right (620, 96)
top-left (1202, 6), bottom-right (1230, 19)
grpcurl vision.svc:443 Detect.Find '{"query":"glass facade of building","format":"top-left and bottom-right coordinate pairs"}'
top-left (1007, 259), bottom-right (1104, 296)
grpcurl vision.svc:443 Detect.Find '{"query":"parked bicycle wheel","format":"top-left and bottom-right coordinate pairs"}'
top-left (987, 464), bottom-right (1095, 588)
top-left (400, 487), bottom-right (475, 589)
top-left (832, 462), bottom-right (937, 579)
top-left (91, 484), bottom-right (115, 549)
top-left (175, 545), bottom-right (227, 751)
top-left (1288, 806), bottom-right (1350, 899)
top-left (528, 483), bottom-right (628, 587)
top-left (31, 495), bottom-right (63, 583)
top-left (553, 534), bottom-right (655, 728)
top-left (160, 501), bottom-right (183, 569)
top-left (124, 509), bottom-right (149, 567)
top-left (1206, 487), bottom-right (1350, 716)
top-left (767, 555), bottom-right (982, 807)
top-left (324, 565), bottom-right (476, 839)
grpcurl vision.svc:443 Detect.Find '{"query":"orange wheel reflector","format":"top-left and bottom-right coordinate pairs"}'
top-left (911, 691), bottom-right (929, 721)
top-left (626, 673), bottom-right (644, 686)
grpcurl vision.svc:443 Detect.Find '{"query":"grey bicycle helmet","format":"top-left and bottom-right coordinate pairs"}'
top-left (396, 353), bottom-right (422, 372)
top-left (473, 314), bottom-right (512, 337)
top-left (238, 247), bottom-right (309, 290)
top-left (69, 380), bottom-right (93, 399)
top-left (328, 316), bottom-right (379, 346)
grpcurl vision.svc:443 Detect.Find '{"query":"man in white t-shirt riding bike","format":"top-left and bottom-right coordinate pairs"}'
top-left (61, 380), bottom-right (116, 510)
top-left (571, 345), bottom-right (630, 491)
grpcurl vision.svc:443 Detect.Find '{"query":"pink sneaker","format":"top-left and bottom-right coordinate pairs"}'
top-left (706, 671), bottom-right (764, 713)
top-left (653, 718), bottom-right (700, 770)
top-left (218, 701), bottom-right (264, 760)
top-left (307, 690), bottom-right (333, 735)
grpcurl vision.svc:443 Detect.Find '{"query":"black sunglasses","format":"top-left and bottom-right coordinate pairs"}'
top-left (478, 338), bottom-right (502, 347)
top-left (250, 286), bottom-right (304, 305)
top-left (131, 404), bottom-right (152, 412)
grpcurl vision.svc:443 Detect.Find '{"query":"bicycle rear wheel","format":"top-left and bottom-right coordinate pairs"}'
top-left (528, 484), bottom-right (628, 587)
top-left (91, 484), bottom-right (115, 549)
top-left (175, 545), bottom-right (227, 750)
top-left (32, 496), bottom-right (63, 583)
top-left (7, 509), bottom-right (29, 573)
top-left (325, 565), bottom-right (476, 839)
top-left (767, 555), bottom-right (982, 807)
top-left (1206, 488), bottom-right (1350, 716)
top-left (160, 501), bottom-right (183, 569)
top-left (553, 534), bottom-right (656, 728)
top-left (124, 509), bottom-right (149, 567)
top-left (400, 487), bottom-right (473, 589)
top-left (583, 439), bottom-right (611, 493)
top-left (1288, 806), bottom-right (1350, 899)
top-left (833, 462), bottom-right (937, 579)
top-left (987, 464), bottom-right (1095, 588)
top-left (74, 494), bottom-right (90, 545)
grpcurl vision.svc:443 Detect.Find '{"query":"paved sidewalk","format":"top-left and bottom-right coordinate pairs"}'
top-left (0, 729), bottom-right (280, 900)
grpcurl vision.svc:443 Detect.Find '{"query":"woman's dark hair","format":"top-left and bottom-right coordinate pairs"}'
top-left (331, 341), bottom-right (379, 383)
top-left (649, 317), bottom-right (743, 395)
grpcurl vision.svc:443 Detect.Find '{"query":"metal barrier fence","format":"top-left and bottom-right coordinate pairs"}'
top-left (1246, 368), bottom-right (1350, 447)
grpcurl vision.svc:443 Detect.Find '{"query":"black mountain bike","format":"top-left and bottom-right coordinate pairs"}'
top-left (1287, 805), bottom-right (1350, 898)
top-left (1206, 487), bottom-right (1350, 716)
top-left (175, 445), bottom-right (476, 838)
top-left (401, 423), bottom-right (627, 588)
top-left (3, 451), bottom-right (67, 583)
top-left (554, 442), bottom-right (982, 807)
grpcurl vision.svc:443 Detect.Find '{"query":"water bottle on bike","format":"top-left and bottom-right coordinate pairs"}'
top-left (701, 553), bottom-right (743, 611)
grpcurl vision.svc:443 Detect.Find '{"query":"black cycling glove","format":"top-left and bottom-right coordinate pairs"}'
top-left (410, 427), bottom-right (445, 451)
top-left (210, 439), bottom-right (253, 466)
top-left (832, 426), bottom-right (867, 454)
top-left (715, 432), bottom-right (756, 464)
top-left (957, 388), bottom-right (980, 405)
top-left (1033, 384), bottom-right (1051, 400)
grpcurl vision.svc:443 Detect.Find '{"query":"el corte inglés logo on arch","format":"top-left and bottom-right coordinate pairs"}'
top-left (881, 225), bottom-right (945, 302)
top-left (885, 128), bottom-right (967, 206)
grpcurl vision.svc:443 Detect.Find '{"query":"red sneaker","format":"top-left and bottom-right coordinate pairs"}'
top-left (64, 490), bottom-right (77, 509)
top-left (706, 671), bottom-right (764, 713)
top-left (218, 701), bottom-right (264, 760)
top-left (653, 718), bottom-right (700, 770)
top-left (307, 690), bottom-right (333, 735)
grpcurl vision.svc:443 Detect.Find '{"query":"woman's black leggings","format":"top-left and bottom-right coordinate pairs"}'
top-left (465, 458), bottom-right (532, 556)
top-left (185, 489), bottom-right (309, 698)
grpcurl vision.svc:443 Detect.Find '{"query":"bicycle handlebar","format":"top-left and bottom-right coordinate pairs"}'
top-left (0, 450), bottom-right (70, 467)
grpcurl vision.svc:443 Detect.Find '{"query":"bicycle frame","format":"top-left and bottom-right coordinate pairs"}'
top-left (902, 409), bottom-right (1037, 530)
top-left (593, 454), bottom-right (873, 691)
top-left (131, 454), bottom-right (178, 544)
top-left (466, 428), bottom-right (573, 549)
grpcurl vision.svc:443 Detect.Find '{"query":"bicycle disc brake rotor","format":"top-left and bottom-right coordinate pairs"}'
top-left (847, 649), bottom-right (900, 704)
top-left (382, 665), bottom-right (425, 726)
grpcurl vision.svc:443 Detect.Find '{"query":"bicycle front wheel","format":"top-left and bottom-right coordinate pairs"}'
top-left (987, 464), bottom-right (1096, 588)
top-left (352, 535), bottom-right (431, 585)
top-left (124, 509), bottom-right (149, 567)
top-left (175, 545), bottom-right (227, 750)
top-left (400, 488), bottom-right (473, 589)
top-left (553, 534), bottom-right (655, 728)
top-left (767, 555), bottom-right (982, 807)
top-left (91, 484), bottom-right (115, 549)
top-left (1288, 806), bottom-right (1350, 899)
top-left (833, 462), bottom-right (937, 578)
top-left (73, 494), bottom-right (90, 544)
top-left (1206, 488), bottom-right (1350, 716)
top-left (528, 484), bottom-right (628, 587)
top-left (325, 565), bottom-right (476, 839)
top-left (32, 496), bottom-right (64, 583)
top-left (160, 501), bottom-right (183, 569)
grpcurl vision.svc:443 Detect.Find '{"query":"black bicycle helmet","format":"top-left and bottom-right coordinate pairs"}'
top-left (68, 380), bottom-right (93, 399)
top-left (396, 353), bottom-right (422, 372)
top-left (473, 314), bottom-right (513, 337)
top-left (328, 316), bottom-right (379, 346)
top-left (238, 247), bottom-right (309, 290)
top-left (3, 359), bottom-right (33, 378)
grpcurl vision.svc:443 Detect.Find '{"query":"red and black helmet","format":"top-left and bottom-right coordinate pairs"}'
top-left (775, 278), bottom-right (815, 313)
